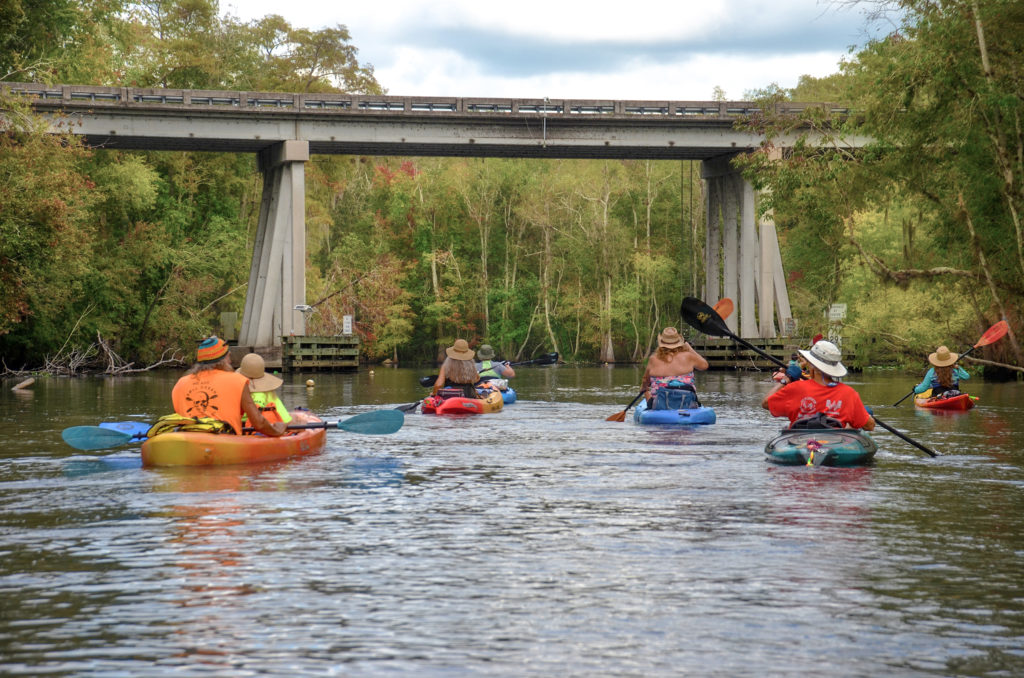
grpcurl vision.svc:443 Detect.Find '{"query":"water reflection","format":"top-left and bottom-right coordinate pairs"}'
top-left (0, 367), bottom-right (1022, 675)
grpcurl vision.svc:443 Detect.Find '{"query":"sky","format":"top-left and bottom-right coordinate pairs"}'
top-left (220, 0), bottom-right (891, 101)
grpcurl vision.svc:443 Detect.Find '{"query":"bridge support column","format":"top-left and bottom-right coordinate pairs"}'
top-left (239, 140), bottom-right (309, 349)
top-left (702, 155), bottom-right (791, 339)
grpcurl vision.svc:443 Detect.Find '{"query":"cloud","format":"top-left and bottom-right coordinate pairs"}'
top-left (221, 0), bottom-right (879, 99)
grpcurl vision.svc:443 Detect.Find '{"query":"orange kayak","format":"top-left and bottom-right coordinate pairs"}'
top-left (140, 410), bottom-right (326, 467)
top-left (914, 393), bottom-right (975, 411)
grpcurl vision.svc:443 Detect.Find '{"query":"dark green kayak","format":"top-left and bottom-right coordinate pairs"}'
top-left (765, 428), bottom-right (877, 467)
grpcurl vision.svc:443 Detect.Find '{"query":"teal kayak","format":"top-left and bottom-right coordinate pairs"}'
top-left (765, 428), bottom-right (877, 466)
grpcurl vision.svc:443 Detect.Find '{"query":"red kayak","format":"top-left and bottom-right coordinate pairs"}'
top-left (914, 392), bottom-right (976, 411)
top-left (422, 390), bottom-right (504, 415)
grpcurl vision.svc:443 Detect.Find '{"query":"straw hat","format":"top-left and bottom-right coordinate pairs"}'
top-left (657, 327), bottom-right (685, 349)
top-left (445, 338), bottom-right (475, 360)
top-left (236, 353), bottom-right (283, 391)
top-left (798, 340), bottom-right (847, 378)
top-left (928, 345), bottom-right (959, 367)
top-left (477, 344), bottom-right (496, 360)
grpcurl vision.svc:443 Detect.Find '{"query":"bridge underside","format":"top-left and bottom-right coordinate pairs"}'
top-left (9, 83), bottom-right (815, 349)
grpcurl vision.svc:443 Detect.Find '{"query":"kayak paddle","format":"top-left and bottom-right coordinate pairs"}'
top-left (607, 299), bottom-right (732, 423)
top-left (680, 296), bottom-right (939, 458)
top-left (892, 320), bottom-right (1009, 406)
top-left (62, 410), bottom-right (404, 450)
top-left (606, 390), bottom-right (646, 422)
top-left (417, 351), bottom-right (559, 387)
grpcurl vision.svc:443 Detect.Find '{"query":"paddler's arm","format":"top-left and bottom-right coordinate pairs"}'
top-left (241, 389), bottom-right (286, 436)
top-left (684, 342), bottom-right (709, 371)
top-left (431, 364), bottom-right (447, 396)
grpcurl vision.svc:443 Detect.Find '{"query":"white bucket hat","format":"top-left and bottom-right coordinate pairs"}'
top-left (798, 340), bottom-right (847, 378)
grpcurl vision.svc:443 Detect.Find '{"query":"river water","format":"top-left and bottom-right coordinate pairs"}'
top-left (1, 366), bottom-right (1022, 676)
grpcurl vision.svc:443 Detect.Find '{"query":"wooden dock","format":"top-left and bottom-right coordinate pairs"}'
top-left (688, 336), bottom-right (856, 371)
top-left (282, 335), bottom-right (360, 371)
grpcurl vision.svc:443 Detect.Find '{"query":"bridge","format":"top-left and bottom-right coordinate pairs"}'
top-left (3, 82), bottom-right (867, 355)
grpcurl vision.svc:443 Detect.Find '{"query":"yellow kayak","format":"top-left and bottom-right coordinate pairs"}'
top-left (141, 410), bottom-right (326, 467)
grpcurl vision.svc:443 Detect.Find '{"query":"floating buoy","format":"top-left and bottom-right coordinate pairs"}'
top-left (305, 379), bottom-right (315, 387)
top-left (369, 369), bottom-right (375, 375)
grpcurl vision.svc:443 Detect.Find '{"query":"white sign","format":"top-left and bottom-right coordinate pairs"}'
top-left (342, 315), bottom-right (353, 335)
top-left (828, 304), bottom-right (847, 321)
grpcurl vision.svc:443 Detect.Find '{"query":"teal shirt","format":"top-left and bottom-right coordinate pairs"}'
top-left (914, 366), bottom-right (970, 394)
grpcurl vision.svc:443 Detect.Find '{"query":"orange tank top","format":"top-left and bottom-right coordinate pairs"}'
top-left (171, 369), bottom-right (248, 434)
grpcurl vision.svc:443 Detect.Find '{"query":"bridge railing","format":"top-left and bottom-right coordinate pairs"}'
top-left (2, 82), bottom-right (851, 119)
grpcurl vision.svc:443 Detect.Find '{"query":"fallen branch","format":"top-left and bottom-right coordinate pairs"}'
top-left (962, 355), bottom-right (1024, 373)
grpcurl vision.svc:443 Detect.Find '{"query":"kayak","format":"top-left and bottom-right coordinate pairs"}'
top-left (140, 410), bottom-right (326, 467)
top-left (765, 428), bottom-right (877, 467)
top-left (422, 390), bottom-right (504, 415)
top-left (633, 398), bottom-right (716, 426)
top-left (914, 392), bottom-right (975, 411)
top-left (501, 388), bottom-right (517, 404)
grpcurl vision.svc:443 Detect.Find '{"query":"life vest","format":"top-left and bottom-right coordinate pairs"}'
top-left (146, 413), bottom-right (233, 438)
top-left (171, 369), bottom-right (248, 434)
top-left (250, 391), bottom-right (292, 424)
top-left (477, 360), bottom-right (501, 379)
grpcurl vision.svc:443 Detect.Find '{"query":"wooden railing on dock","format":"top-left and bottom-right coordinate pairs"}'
top-left (282, 335), bottom-right (360, 371)
top-left (688, 336), bottom-right (856, 371)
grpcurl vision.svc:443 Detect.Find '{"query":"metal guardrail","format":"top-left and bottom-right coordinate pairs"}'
top-left (2, 82), bottom-right (851, 119)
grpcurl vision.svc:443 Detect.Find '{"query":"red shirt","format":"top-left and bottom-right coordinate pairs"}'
top-left (765, 379), bottom-right (872, 428)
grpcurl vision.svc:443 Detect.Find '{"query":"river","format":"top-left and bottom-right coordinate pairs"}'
top-left (1, 366), bottom-right (1022, 676)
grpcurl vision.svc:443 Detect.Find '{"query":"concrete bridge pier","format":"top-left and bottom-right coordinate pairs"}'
top-left (702, 155), bottom-right (792, 339)
top-left (237, 140), bottom-right (309, 358)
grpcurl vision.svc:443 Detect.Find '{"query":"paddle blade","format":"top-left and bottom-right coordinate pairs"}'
top-left (975, 320), bottom-right (1009, 348)
top-left (536, 352), bottom-right (559, 365)
top-left (712, 298), bottom-right (734, 321)
top-left (338, 410), bottom-right (405, 435)
top-left (606, 410), bottom-right (627, 422)
top-left (418, 375), bottom-right (438, 387)
top-left (394, 401), bottom-right (421, 413)
top-left (680, 297), bottom-right (731, 337)
top-left (62, 426), bottom-right (134, 451)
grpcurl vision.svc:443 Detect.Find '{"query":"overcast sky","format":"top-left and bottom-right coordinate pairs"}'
top-left (220, 0), bottom-right (890, 101)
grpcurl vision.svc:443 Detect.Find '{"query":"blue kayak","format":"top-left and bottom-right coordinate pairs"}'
top-left (501, 388), bottom-right (517, 404)
top-left (633, 399), bottom-right (716, 425)
top-left (765, 428), bottom-right (877, 466)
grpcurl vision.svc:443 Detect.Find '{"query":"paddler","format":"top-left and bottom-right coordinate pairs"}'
top-left (171, 337), bottom-right (286, 436)
top-left (237, 352), bottom-right (293, 425)
top-left (475, 344), bottom-right (515, 392)
top-left (640, 327), bottom-right (708, 409)
top-left (762, 340), bottom-right (875, 430)
top-left (431, 339), bottom-right (481, 399)
top-left (912, 345), bottom-right (969, 399)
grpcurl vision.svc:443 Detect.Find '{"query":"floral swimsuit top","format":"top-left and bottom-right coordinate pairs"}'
top-left (649, 373), bottom-right (695, 393)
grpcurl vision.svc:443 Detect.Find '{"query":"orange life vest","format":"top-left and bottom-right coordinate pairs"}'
top-left (171, 369), bottom-right (248, 434)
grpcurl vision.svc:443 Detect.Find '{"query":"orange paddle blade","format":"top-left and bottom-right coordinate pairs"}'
top-left (976, 320), bottom-right (1009, 347)
top-left (713, 298), bottom-right (734, 320)
top-left (606, 410), bottom-right (627, 422)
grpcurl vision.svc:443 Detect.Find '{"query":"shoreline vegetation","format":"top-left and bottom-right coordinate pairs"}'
top-left (1, 2), bottom-right (1021, 378)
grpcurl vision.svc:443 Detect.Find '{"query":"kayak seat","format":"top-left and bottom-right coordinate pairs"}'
top-left (788, 413), bottom-right (843, 430)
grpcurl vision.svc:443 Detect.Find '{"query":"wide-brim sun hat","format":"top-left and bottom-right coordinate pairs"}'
top-left (445, 338), bottom-right (475, 360)
top-left (236, 352), bottom-right (283, 391)
top-left (657, 327), bottom-right (685, 349)
top-left (798, 340), bottom-right (847, 378)
top-left (929, 345), bottom-right (959, 367)
top-left (196, 336), bottom-right (229, 363)
top-left (477, 344), bottom-right (495, 360)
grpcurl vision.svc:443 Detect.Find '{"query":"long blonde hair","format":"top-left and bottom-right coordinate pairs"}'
top-left (442, 357), bottom-right (479, 384)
